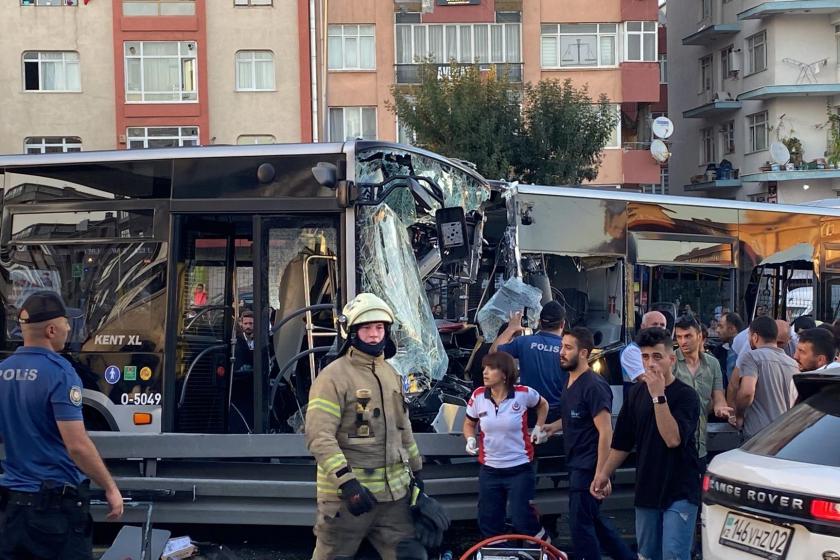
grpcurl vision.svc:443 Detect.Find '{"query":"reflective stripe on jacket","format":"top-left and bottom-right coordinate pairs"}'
top-left (305, 347), bottom-right (422, 502)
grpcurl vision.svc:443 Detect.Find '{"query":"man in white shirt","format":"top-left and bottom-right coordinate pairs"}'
top-left (621, 311), bottom-right (667, 403)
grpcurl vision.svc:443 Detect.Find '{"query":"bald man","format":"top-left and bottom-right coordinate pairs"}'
top-left (621, 311), bottom-right (667, 402)
top-left (775, 319), bottom-right (796, 358)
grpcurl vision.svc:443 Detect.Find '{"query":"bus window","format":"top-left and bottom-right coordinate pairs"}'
top-left (2, 242), bottom-right (166, 352)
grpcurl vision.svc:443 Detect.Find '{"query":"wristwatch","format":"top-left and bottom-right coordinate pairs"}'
top-left (652, 395), bottom-right (667, 405)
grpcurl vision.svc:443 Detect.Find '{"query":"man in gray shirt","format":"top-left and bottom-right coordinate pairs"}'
top-left (731, 316), bottom-right (799, 439)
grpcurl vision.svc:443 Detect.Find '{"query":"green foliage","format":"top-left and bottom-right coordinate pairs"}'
top-left (518, 79), bottom-right (618, 185)
top-left (389, 63), bottom-right (618, 185)
top-left (827, 110), bottom-right (840, 167)
top-left (388, 63), bottom-right (522, 180)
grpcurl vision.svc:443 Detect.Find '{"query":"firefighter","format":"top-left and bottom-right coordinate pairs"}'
top-left (305, 293), bottom-right (422, 560)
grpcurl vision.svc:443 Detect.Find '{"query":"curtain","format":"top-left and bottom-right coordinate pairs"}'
top-left (396, 26), bottom-right (412, 65)
top-left (541, 36), bottom-right (557, 68)
top-left (429, 26), bottom-right (444, 63)
top-left (505, 24), bottom-right (520, 62)
top-left (474, 25), bottom-right (489, 63)
top-left (490, 25), bottom-right (504, 63)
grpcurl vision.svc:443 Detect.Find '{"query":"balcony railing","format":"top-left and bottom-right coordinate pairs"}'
top-left (395, 63), bottom-right (523, 85)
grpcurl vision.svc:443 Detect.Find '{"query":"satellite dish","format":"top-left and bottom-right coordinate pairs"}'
top-left (651, 116), bottom-right (674, 139)
top-left (769, 142), bottom-right (791, 165)
top-left (650, 139), bottom-right (670, 163)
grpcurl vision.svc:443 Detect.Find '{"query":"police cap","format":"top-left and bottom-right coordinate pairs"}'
top-left (18, 291), bottom-right (68, 324)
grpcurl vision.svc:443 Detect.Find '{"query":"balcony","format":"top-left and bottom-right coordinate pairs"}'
top-left (683, 100), bottom-right (742, 118)
top-left (682, 24), bottom-right (741, 46)
top-left (395, 63), bottom-right (523, 85)
top-left (739, 83), bottom-right (840, 100)
top-left (622, 144), bottom-right (662, 185)
top-left (621, 63), bottom-right (661, 103)
top-left (741, 169), bottom-right (840, 182)
top-left (684, 179), bottom-right (742, 192)
top-left (738, 0), bottom-right (840, 20)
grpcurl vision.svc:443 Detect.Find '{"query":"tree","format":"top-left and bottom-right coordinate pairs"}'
top-left (388, 63), bottom-right (522, 180)
top-left (519, 79), bottom-right (618, 185)
top-left (389, 64), bottom-right (618, 185)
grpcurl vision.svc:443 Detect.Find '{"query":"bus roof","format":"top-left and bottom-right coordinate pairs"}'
top-left (514, 183), bottom-right (840, 219)
top-left (0, 140), bottom-right (489, 186)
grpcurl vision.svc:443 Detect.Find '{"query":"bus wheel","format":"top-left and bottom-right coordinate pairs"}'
top-left (83, 407), bottom-right (113, 431)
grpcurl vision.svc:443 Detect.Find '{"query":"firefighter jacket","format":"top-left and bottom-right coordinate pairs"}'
top-left (305, 346), bottom-right (422, 502)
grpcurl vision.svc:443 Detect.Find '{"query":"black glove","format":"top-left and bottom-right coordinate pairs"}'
top-left (339, 479), bottom-right (377, 516)
top-left (396, 538), bottom-right (429, 560)
top-left (411, 493), bottom-right (450, 550)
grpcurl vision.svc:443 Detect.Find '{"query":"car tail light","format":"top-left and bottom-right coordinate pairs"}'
top-left (702, 475), bottom-right (710, 493)
top-left (811, 499), bottom-right (840, 522)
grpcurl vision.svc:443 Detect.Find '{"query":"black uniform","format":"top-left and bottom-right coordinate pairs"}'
top-left (0, 292), bottom-right (94, 560)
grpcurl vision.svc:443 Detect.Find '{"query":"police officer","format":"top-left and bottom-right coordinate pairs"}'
top-left (0, 291), bottom-right (123, 560)
top-left (305, 293), bottom-right (422, 560)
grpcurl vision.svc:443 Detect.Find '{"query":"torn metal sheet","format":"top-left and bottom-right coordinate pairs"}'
top-left (477, 277), bottom-right (544, 343)
top-left (358, 204), bottom-right (449, 380)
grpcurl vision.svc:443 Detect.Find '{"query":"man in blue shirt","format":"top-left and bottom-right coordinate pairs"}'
top-left (491, 301), bottom-right (567, 423)
top-left (0, 291), bottom-right (123, 560)
top-left (551, 327), bottom-right (635, 560)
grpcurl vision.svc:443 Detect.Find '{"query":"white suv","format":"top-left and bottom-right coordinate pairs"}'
top-left (702, 374), bottom-right (840, 560)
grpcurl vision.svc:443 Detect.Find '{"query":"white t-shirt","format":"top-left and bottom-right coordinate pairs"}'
top-left (732, 328), bottom-right (750, 357)
top-left (620, 342), bottom-right (644, 382)
top-left (466, 385), bottom-right (540, 469)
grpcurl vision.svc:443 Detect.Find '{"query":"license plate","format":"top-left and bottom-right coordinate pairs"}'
top-left (719, 511), bottom-right (793, 560)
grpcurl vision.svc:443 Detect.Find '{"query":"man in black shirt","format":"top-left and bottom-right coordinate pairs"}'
top-left (592, 327), bottom-right (701, 560)
top-left (548, 327), bottom-right (635, 560)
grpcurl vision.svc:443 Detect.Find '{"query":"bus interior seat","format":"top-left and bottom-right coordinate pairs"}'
top-left (585, 310), bottom-right (621, 348)
top-left (272, 248), bottom-right (337, 404)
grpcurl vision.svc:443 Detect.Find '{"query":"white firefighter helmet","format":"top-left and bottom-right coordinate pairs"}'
top-left (341, 293), bottom-right (395, 332)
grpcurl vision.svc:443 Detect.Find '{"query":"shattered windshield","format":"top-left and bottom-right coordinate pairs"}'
top-left (355, 146), bottom-right (490, 379)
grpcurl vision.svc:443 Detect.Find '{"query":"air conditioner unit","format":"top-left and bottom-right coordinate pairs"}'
top-left (714, 90), bottom-right (733, 101)
top-left (728, 50), bottom-right (741, 73)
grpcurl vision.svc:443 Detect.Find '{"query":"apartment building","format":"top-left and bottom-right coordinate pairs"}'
top-left (319, 0), bottom-right (663, 188)
top-left (669, 0), bottom-right (840, 203)
top-left (0, 0), bottom-right (305, 155)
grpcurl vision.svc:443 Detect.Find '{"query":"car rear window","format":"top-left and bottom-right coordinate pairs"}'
top-left (742, 385), bottom-right (840, 467)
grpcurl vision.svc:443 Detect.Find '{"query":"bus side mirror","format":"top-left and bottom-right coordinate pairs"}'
top-left (435, 206), bottom-right (469, 265)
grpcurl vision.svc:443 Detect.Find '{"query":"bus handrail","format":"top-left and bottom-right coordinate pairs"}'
top-left (184, 305), bottom-right (230, 332)
top-left (269, 346), bottom-right (334, 427)
top-left (269, 304), bottom-right (336, 336)
top-left (178, 343), bottom-right (226, 408)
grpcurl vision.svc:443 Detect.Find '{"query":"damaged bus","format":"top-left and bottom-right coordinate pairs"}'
top-left (1, 142), bottom-right (838, 525)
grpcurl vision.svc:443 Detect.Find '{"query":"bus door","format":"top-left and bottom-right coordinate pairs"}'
top-left (256, 215), bottom-right (339, 434)
top-left (170, 216), bottom-right (238, 434)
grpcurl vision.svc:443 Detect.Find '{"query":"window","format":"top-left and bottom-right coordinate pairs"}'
top-left (124, 41), bottom-right (197, 102)
top-left (659, 54), bottom-right (667, 83)
top-left (541, 24), bottom-right (617, 68)
top-left (747, 111), bottom-right (768, 152)
top-left (236, 135), bottom-right (275, 144)
top-left (235, 51), bottom-right (275, 91)
top-left (328, 25), bottom-right (375, 70)
top-left (624, 21), bottom-right (657, 62)
top-left (742, 386), bottom-right (840, 467)
top-left (328, 107), bottom-right (376, 141)
top-left (720, 45), bottom-right (733, 80)
top-left (660, 164), bottom-right (669, 195)
top-left (700, 54), bottom-right (713, 94)
top-left (606, 105), bottom-right (621, 148)
top-left (701, 127), bottom-right (715, 164)
top-left (234, 0), bottom-right (271, 4)
top-left (24, 136), bottom-right (81, 154)
top-left (23, 52), bottom-right (80, 92)
top-left (720, 121), bottom-right (735, 154)
top-left (836, 25), bottom-right (840, 66)
top-left (396, 118), bottom-right (416, 146)
top-left (746, 31), bottom-right (766, 74)
top-left (21, 0), bottom-right (79, 5)
top-left (700, 0), bottom-right (712, 20)
top-left (122, 0), bottom-right (195, 16)
top-left (127, 126), bottom-right (199, 148)
top-left (395, 22), bottom-right (521, 65)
